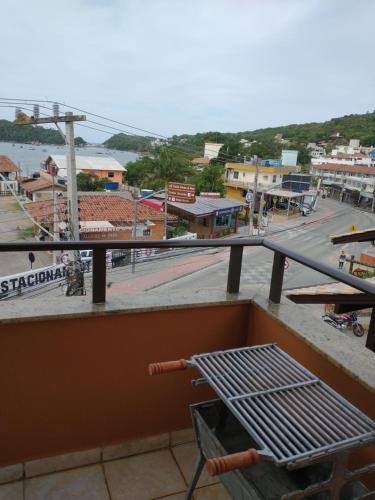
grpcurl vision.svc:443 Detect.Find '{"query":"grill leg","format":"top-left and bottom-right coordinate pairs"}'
top-left (185, 452), bottom-right (205, 500)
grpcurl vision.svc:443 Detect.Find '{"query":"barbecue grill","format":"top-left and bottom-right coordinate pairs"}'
top-left (149, 343), bottom-right (375, 499)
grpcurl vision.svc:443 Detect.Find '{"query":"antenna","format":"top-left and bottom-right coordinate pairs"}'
top-left (33, 104), bottom-right (40, 118)
top-left (53, 103), bottom-right (60, 117)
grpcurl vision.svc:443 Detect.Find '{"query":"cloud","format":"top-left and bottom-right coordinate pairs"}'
top-left (0, 0), bottom-right (374, 141)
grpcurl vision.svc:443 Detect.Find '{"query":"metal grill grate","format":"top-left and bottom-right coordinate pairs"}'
top-left (191, 344), bottom-right (375, 466)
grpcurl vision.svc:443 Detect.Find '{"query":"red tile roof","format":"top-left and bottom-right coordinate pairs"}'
top-left (0, 155), bottom-right (19, 173)
top-left (25, 194), bottom-right (176, 224)
top-left (312, 163), bottom-right (375, 175)
top-left (21, 178), bottom-right (54, 192)
top-left (191, 157), bottom-right (210, 165)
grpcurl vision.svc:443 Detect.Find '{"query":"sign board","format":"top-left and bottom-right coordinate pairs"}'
top-left (0, 264), bottom-right (67, 297)
top-left (200, 192), bottom-right (221, 198)
top-left (245, 191), bottom-right (253, 203)
top-left (167, 182), bottom-right (196, 204)
top-left (214, 206), bottom-right (242, 216)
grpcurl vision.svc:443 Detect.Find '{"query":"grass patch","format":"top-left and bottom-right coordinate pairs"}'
top-left (9, 201), bottom-right (21, 211)
top-left (19, 226), bottom-right (35, 239)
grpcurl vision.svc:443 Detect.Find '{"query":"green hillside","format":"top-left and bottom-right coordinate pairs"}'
top-left (170, 111), bottom-right (375, 149)
top-left (0, 119), bottom-right (65, 145)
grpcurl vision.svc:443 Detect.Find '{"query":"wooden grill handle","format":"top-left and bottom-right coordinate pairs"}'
top-left (148, 359), bottom-right (188, 376)
top-left (206, 448), bottom-right (261, 476)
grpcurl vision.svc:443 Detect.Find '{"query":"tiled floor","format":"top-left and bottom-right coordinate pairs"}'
top-left (0, 444), bottom-right (232, 500)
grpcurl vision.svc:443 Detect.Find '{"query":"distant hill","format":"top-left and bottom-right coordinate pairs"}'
top-left (0, 119), bottom-right (65, 145)
top-left (104, 133), bottom-right (156, 152)
top-left (169, 111), bottom-right (375, 149)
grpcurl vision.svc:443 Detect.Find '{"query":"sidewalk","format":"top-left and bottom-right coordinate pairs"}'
top-left (0, 197), bottom-right (52, 276)
top-left (237, 200), bottom-right (338, 237)
top-left (108, 250), bottom-right (229, 296)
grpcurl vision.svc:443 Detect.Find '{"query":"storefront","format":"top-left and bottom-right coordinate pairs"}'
top-left (167, 196), bottom-right (243, 239)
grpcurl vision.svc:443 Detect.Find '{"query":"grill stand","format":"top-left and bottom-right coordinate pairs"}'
top-left (186, 400), bottom-right (371, 500)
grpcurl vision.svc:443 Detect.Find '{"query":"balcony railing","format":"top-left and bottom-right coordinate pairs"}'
top-left (1, 238), bottom-right (374, 304)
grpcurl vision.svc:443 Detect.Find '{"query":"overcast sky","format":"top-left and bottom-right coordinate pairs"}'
top-left (1, 0), bottom-right (375, 141)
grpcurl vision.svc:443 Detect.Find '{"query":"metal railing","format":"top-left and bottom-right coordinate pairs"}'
top-left (1, 238), bottom-right (375, 307)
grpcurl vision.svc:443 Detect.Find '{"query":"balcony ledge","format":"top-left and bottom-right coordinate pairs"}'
top-left (1, 286), bottom-right (374, 395)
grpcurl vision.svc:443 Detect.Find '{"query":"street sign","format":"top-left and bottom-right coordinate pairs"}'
top-left (167, 182), bottom-right (196, 203)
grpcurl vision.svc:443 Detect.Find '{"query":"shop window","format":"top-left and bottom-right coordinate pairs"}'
top-left (215, 215), bottom-right (230, 227)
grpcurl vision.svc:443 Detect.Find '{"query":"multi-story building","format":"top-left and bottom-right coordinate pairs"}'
top-left (311, 162), bottom-right (375, 206)
top-left (224, 162), bottom-right (298, 204)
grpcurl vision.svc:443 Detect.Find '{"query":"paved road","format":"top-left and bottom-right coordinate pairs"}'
top-left (155, 197), bottom-right (375, 294)
top-left (10, 197), bottom-right (375, 303)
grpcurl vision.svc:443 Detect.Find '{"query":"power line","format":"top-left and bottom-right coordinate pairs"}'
top-left (0, 99), bottom-right (243, 163)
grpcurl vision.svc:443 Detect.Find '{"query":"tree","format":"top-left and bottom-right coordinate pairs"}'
top-left (124, 157), bottom-right (155, 187)
top-left (151, 147), bottom-right (193, 190)
top-left (216, 140), bottom-right (244, 164)
top-left (194, 163), bottom-right (225, 195)
top-left (76, 172), bottom-right (106, 191)
top-left (74, 136), bottom-right (86, 146)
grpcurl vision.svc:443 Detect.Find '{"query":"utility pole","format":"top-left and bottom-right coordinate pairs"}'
top-left (131, 200), bottom-right (139, 274)
top-left (372, 181), bottom-right (375, 213)
top-left (65, 112), bottom-right (80, 251)
top-left (53, 190), bottom-right (60, 265)
top-left (15, 107), bottom-right (86, 294)
top-left (164, 181), bottom-right (168, 239)
top-left (248, 156), bottom-right (260, 236)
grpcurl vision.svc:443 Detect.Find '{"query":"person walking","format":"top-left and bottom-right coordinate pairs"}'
top-left (338, 250), bottom-right (346, 270)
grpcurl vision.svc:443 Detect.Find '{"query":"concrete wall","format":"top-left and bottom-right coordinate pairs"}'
top-left (0, 304), bottom-right (249, 466)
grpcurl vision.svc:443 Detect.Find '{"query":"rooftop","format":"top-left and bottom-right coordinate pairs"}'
top-left (167, 195), bottom-right (243, 216)
top-left (47, 155), bottom-right (125, 173)
top-left (191, 157), bottom-right (210, 165)
top-left (313, 163), bottom-right (375, 175)
top-left (25, 194), bottom-right (174, 223)
top-left (0, 155), bottom-right (19, 173)
top-left (21, 177), bottom-right (55, 192)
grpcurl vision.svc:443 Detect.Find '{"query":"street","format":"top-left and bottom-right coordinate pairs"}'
top-left (11, 197), bottom-right (374, 305)
top-left (154, 197), bottom-right (375, 293)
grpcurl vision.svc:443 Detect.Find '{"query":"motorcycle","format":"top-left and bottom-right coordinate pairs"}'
top-left (322, 311), bottom-right (365, 337)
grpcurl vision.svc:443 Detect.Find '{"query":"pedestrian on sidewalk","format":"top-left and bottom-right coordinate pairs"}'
top-left (338, 250), bottom-right (346, 269)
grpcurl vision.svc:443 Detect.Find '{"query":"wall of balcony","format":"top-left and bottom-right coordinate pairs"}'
top-left (0, 299), bottom-right (250, 466)
top-left (0, 290), bottom-right (374, 486)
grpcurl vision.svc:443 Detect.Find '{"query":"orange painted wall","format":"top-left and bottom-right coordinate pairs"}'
top-left (0, 304), bottom-right (249, 466)
top-left (81, 169), bottom-right (123, 184)
top-left (80, 221), bottom-right (164, 241)
top-left (247, 304), bottom-right (375, 489)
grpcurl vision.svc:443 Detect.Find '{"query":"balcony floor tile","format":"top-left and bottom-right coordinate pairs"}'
top-left (24, 464), bottom-right (109, 500)
top-left (0, 481), bottom-right (23, 500)
top-left (194, 483), bottom-right (232, 499)
top-left (104, 449), bottom-right (186, 500)
top-left (171, 443), bottom-right (219, 489)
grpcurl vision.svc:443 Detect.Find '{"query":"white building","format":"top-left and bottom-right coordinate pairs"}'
top-left (204, 142), bottom-right (224, 160)
top-left (281, 150), bottom-right (298, 167)
top-left (311, 163), bottom-right (375, 203)
top-left (307, 143), bottom-right (326, 158)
